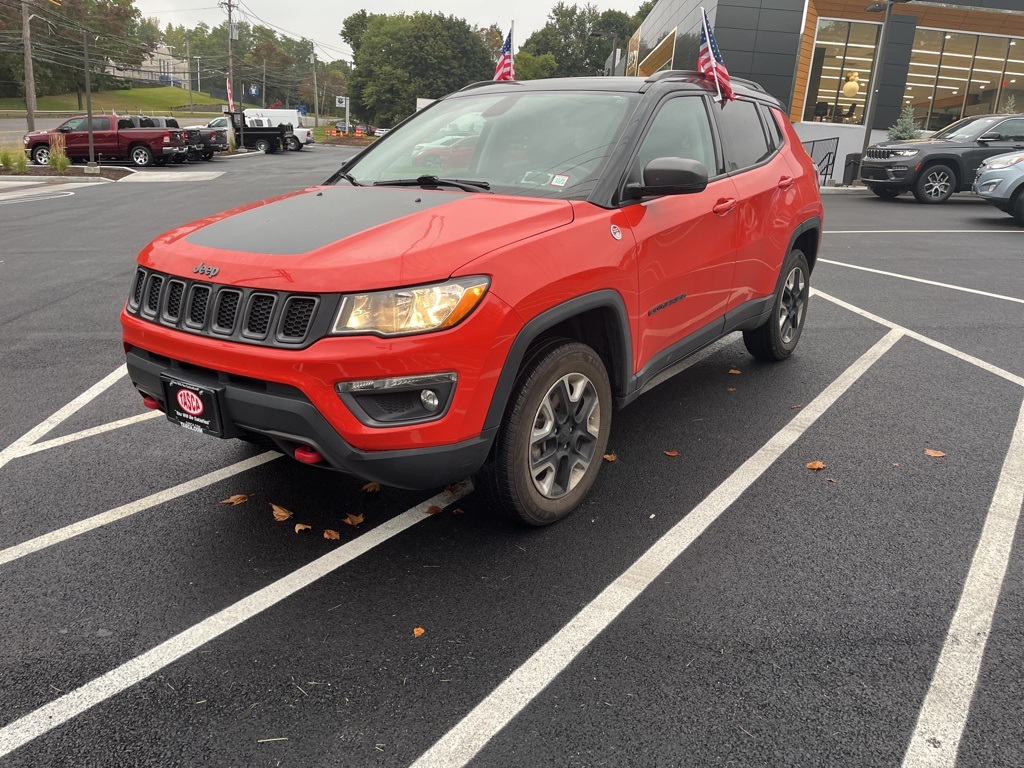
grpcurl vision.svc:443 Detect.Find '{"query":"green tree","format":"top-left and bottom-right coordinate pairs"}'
top-left (345, 12), bottom-right (492, 126)
top-left (887, 104), bottom-right (921, 141)
top-left (521, 3), bottom-right (608, 77)
top-left (633, 1), bottom-right (657, 26)
top-left (514, 50), bottom-right (558, 80)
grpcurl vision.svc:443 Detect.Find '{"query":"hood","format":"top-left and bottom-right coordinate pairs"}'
top-left (138, 186), bottom-right (574, 292)
top-left (870, 137), bottom-right (958, 150)
top-left (24, 129), bottom-right (53, 140)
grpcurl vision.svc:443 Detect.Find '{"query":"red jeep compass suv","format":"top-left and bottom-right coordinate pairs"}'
top-left (122, 72), bottom-right (823, 525)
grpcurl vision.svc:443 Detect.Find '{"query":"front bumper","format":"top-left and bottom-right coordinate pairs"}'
top-left (859, 160), bottom-right (914, 186)
top-left (126, 347), bottom-right (494, 488)
top-left (972, 171), bottom-right (1021, 210)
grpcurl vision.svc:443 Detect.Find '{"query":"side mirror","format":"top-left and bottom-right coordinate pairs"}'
top-left (626, 157), bottom-right (709, 199)
top-left (978, 132), bottom-right (1001, 143)
top-left (57, 126), bottom-right (71, 132)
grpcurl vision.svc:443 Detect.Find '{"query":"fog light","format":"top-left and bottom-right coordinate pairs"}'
top-left (421, 389), bottom-right (440, 411)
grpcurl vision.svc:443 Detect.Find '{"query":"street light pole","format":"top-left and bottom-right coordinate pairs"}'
top-left (83, 31), bottom-right (96, 168)
top-left (195, 56), bottom-right (202, 93)
top-left (858, 0), bottom-right (899, 181)
top-left (309, 50), bottom-right (319, 127)
top-left (589, 29), bottom-right (618, 76)
top-left (21, 0), bottom-right (37, 131)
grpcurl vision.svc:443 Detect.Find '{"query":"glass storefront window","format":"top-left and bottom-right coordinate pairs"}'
top-left (1000, 41), bottom-right (1024, 114)
top-left (929, 33), bottom-right (976, 130)
top-left (804, 20), bottom-right (879, 125)
top-left (966, 36), bottom-right (1009, 116)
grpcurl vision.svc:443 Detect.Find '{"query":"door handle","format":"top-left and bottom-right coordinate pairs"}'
top-left (778, 176), bottom-right (795, 189)
top-left (712, 198), bottom-right (736, 215)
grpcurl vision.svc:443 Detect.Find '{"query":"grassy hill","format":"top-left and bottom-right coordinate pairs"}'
top-left (0, 86), bottom-right (225, 114)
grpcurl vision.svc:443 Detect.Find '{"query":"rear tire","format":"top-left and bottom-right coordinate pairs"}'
top-left (743, 248), bottom-right (810, 362)
top-left (255, 139), bottom-right (270, 153)
top-left (477, 339), bottom-right (612, 526)
top-left (130, 145), bottom-right (154, 167)
top-left (286, 136), bottom-right (301, 151)
top-left (913, 163), bottom-right (955, 203)
top-left (202, 151), bottom-right (214, 161)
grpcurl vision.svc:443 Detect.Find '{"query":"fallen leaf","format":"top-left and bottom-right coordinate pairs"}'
top-left (827, 478), bottom-right (838, 484)
top-left (925, 449), bottom-right (946, 458)
top-left (426, 505), bottom-right (444, 515)
top-left (220, 494), bottom-right (250, 506)
top-left (271, 504), bottom-right (293, 521)
top-left (362, 482), bottom-right (381, 493)
top-left (727, 387), bottom-right (736, 392)
top-left (342, 513), bottom-right (364, 527)
top-left (663, 450), bottom-right (680, 457)
top-left (452, 508), bottom-right (465, 515)
top-left (294, 523), bottom-right (312, 533)
top-left (445, 482), bottom-right (465, 494)
top-left (324, 529), bottom-right (341, 540)
top-left (413, 627), bottom-right (426, 638)
top-left (892, 462), bottom-right (900, 467)
top-left (790, 404), bottom-right (804, 410)
top-left (806, 461), bottom-right (826, 470)
top-left (728, 368), bottom-right (741, 375)
top-left (603, 452), bottom-right (617, 462)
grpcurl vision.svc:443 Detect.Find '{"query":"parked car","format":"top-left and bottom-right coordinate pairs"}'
top-left (374, 127), bottom-right (390, 137)
top-left (245, 109), bottom-right (314, 150)
top-left (190, 114), bottom-right (293, 153)
top-left (412, 134), bottom-right (466, 158)
top-left (973, 150), bottom-right (1024, 225)
top-left (861, 113), bottom-right (1024, 203)
top-left (334, 121), bottom-right (353, 133)
top-left (23, 115), bottom-right (188, 166)
top-left (121, 72), bottom-right (822, 526)
top-left (412, 134), bottom-right (478, 169)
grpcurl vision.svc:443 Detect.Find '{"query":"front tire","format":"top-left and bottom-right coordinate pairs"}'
top-left (479, 340), bottom-right (612, 526)
top-left (31, 145), bottom-right (50, 165)
top-left (1011, 193), bottom-right (1024, 227)
top-left (913, 163), bottom-right (955, 203)
top-left (743, 248), bottom-right (810, 362)
top-left (130, 145), bottom-right (154, 167)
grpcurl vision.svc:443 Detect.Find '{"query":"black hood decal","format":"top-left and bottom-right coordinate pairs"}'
top-left (186, 186), bottom-right (466, 255)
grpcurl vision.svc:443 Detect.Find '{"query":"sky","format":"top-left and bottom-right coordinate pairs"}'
top-left (132, 0), bottom-right (634, 63)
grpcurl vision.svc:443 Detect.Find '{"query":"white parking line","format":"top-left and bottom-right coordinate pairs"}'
top-left (0, 365), bottom-right (127, 471)
top-left (0, 452), bottom-right (280, 568)
top-left (10, 412), bottom-right (162, 458)
top-left (902, 397), bottom-right (1024, 768)
top-left (0, 190), bottom-right (75, 205)
top-left (411, 330), bottom-right (903, 767)
top-left (0, 484), bottom-right (471, 760)
top-left (119, 171), bottom-right (224, 182)
top-left (819, 259), bottom-right (1024, 305)
top-left (812, 290), bottom-right (1024, 389)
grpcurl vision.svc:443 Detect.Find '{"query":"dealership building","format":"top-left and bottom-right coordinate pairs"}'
top-left (622, 0), bottom-right (1024, 149)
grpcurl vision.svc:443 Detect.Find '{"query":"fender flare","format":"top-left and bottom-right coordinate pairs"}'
top-left (483, 289), bottom-right (633, 432)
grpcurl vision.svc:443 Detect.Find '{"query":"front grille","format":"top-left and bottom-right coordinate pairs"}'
top-left (213, 289), bottom-right (241, 333)
top-left (126, 267), bottom-right (330, 349)
top-left (145, 275), bottom-right (164, 315)
top-left (281, 298), bottom-right (317, 340)
top-left (867, 148), bottom-right (895, 160)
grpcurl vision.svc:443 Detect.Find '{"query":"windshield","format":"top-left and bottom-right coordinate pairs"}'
top-left (932, 115), bottom-right (1002, 141)
top-left (339, 90), bottom-right (640, 198)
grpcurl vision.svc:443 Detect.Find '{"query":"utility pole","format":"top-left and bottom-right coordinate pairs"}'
top-left (309, 49), bottom-right (319, 127)
top-left (195, 56), bottom-right (202, 93)
top-left (262, 58), bottom-right (266, 108)
top-left (221, 0), bottom-right (238, 147)
top-left (83, 31), bottom-right (96, 168)
top-left (186, 36), bottom-right (193, 114)
top-left (21, 0), bottom-right (37, 131)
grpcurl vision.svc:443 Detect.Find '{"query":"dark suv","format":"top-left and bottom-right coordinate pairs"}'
top-left (861, 113), bottom-right (1024, 203)
top-left (122, 72), bottom-right (823, 526)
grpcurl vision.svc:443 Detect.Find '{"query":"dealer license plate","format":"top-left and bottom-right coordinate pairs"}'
top-left (161, 375), bottom-right (225, 437)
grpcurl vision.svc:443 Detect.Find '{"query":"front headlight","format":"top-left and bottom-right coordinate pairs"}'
top-left (986, 153), bottom-right (1024, 170)
top-left (331, 276), bottom-right (490, 336)
top-left (889, 149), bottom-right (919, 157)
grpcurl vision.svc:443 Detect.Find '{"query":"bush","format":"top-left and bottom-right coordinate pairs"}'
top-left (47, 132), bottom-right (71, 174)
top-left (887, 104), bottom-right (921, 141)
top-left (11, 150), bottom-right (27, 173)
top-left (0, 147), bottom-right (13, 169)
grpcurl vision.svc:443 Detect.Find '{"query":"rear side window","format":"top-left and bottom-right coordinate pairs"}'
top-left (716, 99), bottom-right (772, 172)
top-left (991, 118), bottom-right (1024, 141)
top-left (764, 107), bottom-right (786, 149)
top-left (165, 119), bottom-right (180, 128)
top-left (635, 96), bottom-right (717, 177)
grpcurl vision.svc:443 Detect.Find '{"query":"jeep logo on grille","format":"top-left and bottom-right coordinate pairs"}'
top-left (193, 263), bottom-right (220, 278)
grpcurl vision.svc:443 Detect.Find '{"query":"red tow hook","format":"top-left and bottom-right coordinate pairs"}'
top-left (294, 445), bottom-right (324, 464)
top-left (142, 395), bottom-right (161, 410)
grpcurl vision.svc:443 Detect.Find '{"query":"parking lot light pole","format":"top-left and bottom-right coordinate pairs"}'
top-left (589, 29), bottom-right (618, 75)
top-left (83, 31), bottom-right (97, 170)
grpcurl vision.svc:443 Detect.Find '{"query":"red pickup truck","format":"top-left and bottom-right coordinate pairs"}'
top-left (23, 115), bottom-right (188, 167)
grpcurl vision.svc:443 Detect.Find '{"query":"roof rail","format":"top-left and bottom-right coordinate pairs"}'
top-left (644, 69), bottom-right (766, 93)
top-left (458, 79), bottom-right (524, 93)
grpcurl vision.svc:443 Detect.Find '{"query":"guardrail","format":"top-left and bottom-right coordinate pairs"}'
top-left (801, 137), bottom-right (839, 186)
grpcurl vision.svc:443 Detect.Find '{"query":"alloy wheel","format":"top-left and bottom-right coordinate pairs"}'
top-left (528, 373), bottom-right (601, 499)
top-left (778, 267), bottom-right (806, 344)
top-left (923, 169), bottom-right (951, 200)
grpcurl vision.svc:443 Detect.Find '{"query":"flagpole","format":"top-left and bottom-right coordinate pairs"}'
top-left (510, 20), bottom-right (515, 79)
top-left (701, 8), bottom-right (723, 103)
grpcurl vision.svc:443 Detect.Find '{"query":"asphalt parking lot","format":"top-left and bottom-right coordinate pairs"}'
top-left (1, 149), bottom-right (1022, 767)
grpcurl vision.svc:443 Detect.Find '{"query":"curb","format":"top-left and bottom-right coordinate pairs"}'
top-left (819, 186), bottom-right (871, 194)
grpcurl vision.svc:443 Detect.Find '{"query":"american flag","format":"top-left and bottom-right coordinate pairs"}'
top-left (493, 30), bottom-right (514, 81)
top-left (698, 9), bottom-right (735, 101)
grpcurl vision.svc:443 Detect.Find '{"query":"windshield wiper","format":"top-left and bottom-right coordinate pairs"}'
top-left (373, 175), bottom-right (491, 193)
top-left (338, 171), bottom-right (361, 186)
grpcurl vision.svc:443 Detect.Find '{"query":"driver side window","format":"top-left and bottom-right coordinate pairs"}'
top-left (60, 118), bottom-right (86, 132)
top-left (992, 118), bottom-right (1024, 141)
top-left (635, 97), bottom-right (717, 178)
